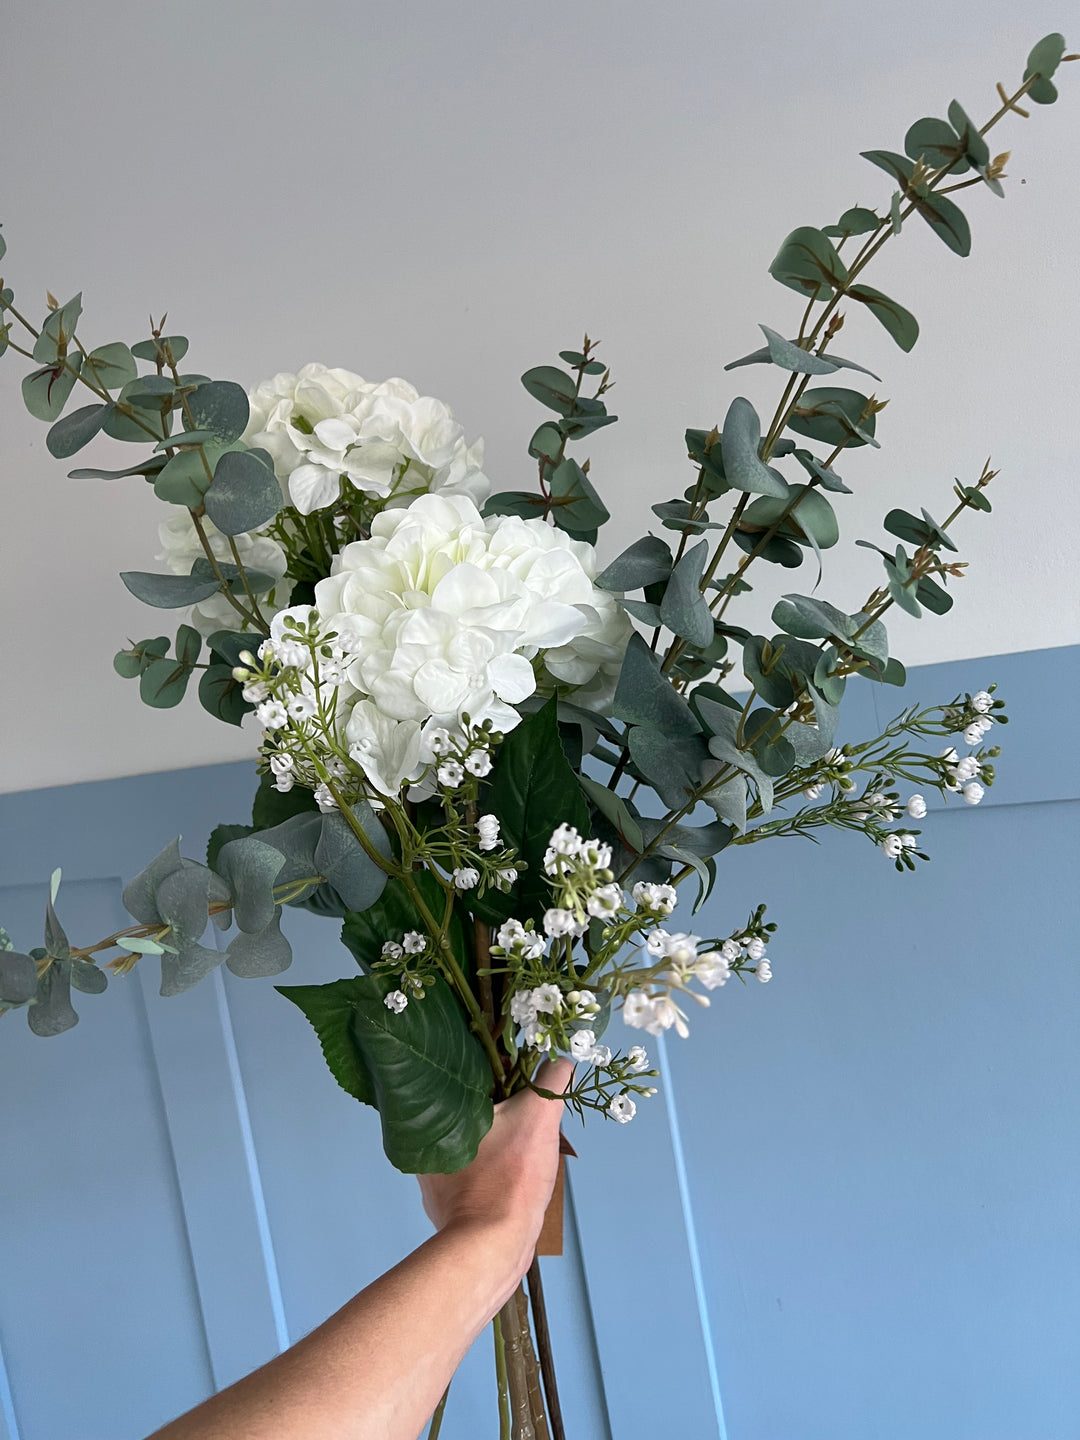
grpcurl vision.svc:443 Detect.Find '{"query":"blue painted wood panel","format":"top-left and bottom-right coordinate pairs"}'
top-left (1, 646), bottom-right (1077, 1438)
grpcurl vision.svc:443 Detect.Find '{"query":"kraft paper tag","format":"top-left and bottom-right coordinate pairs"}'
top-left (536, 1153), bottom-right (566, 1256)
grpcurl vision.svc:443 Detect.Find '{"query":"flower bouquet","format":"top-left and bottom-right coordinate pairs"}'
top-left (0, 32), bottom-right (1071, 1439)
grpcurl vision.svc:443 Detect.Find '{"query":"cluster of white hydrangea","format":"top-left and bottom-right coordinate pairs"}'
top-left (243, 363), bottom-right (492, 517)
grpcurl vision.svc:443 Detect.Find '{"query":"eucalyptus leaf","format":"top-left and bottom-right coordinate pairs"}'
top-left (823, 206), bottom-right (880, 237)
top-left (772, 594), bottom-right (856, 643)
top-left (22, 355), bottom-right (82, 421)
top-left (720, 397), bottom-right (789, 498)
top-left (860, 150), bottom-right (915, 186)
top-left (131, 335), bottom-right (190, 364)
top-left (904, 116), bottom-right (968, 173)
top-left (786, 387), bottom-right (879, 449)
top-left (725, 326), bottom-right (839, 376)
top-left (848, 284), bottom-right (919, 352)
top-left (46, 403), bottom-right (108, 458)
top-left (28, 963), bottom-right (79, 1036)
top-left (742, 635), bottom-right (795, 710)
top-left (660, 541), bottom-right (713, 647)
top-left (70, 960), bottom-right (108, 994)
top-left (226, 911), bottom-right (292, 978)
top-left (521, 365), bottom-right (578, 416)
top-left (215, 835), bottom-right (287, 933)
top-left (701, 774), bottom-right (747, 834)
top-left (69, 455), bottom-right (167, 482)
top-left (742, 486), bottom-right (839, 550)
top-left (121, 570), bottom-right (221, 608)
top-left (627, 727), bottom-right (715, 812)
top-left (314, 805), bottom-right (392, 913)
top-left (613, 633), bottom-right (701, 737)
top-left (768, 226), bottom-right (849, 298)
top-left (596, 535), bottom-right (673, 592)
top-left (695, 699), bottom-right (774, 814)
top-left (140, 655), bottom-right (193, 708)
top-left (204, 447), bottom-right (283, 535)
top-left (82, 342), bottom-right (138, 392)
top-left (578, 775), bottom-right (644, 854)
top-left (910, 189), bottom-right (971, 257)
top-left (482, 491), bottom-right (548, 521)
top-left (792, 449), bottom-right (851, 493)
top-left (199, 664), bottom-right (252, 727)
top-left (160, 943), bottom-right (226, 997)
top-left (549, 458), bottom-right (609, 534)
top-left (0, 951), bottom-right (38, 1005)
top-left (185, 380), bottom-right (250, 445)
top-left (32, 295), bottom-right (82, 364)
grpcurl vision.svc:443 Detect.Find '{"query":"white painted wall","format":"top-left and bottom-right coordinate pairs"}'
top-left (2, 0), bottom-right (1077, 793)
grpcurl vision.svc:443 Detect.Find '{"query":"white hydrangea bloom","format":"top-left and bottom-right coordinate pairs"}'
top-left (155, 510), bottom-right (293, 638)
top-left (242, 363), bottom-right (492, 516)
top-left (311, 495), bottom-right (631, 795)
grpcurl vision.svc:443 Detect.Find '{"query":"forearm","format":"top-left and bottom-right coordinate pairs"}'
top-left (150, 1218), bottom-right (530, 1440)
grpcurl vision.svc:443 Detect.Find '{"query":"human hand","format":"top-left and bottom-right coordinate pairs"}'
top-left (417, 1059), bottom-right (573, 1284)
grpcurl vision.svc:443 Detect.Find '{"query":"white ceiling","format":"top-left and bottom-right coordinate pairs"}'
top-left (2, 0), bottom-right (1078, 794)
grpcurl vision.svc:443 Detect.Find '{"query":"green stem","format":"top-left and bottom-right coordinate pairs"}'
top-left (494, 1313), bottom-right (511, 1440)
top-left (427, 1383), bottom-right (451, 1440)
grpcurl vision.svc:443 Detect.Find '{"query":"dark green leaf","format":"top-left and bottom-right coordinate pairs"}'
top-left (549, 458), bottom-right (609, 534)
top-left (596, 535), bottom-right (673, 592)
top-left (252, 770), bottom-right (320, 829)
top-left (742, 486), bottom-right (839, 550)
top-left (772, 594), bottom-right (856, 642)
top-left (786, 387), bottom-right (879, 449)
top-left (481, 697), bottom-right (590, 922)
top-left (482, 491), bottom-right (548, 521)
top-left (660, 541), bottom-right (713, 647)
top-left (521, 365), bottom-right (578, 416)
top-left (742, 635), bottom-right (795, 709)
top-left (102, 377), bottom-right (170, 442)
top-left (215, 835), bottom-right (287, 933)
top-left (860, 150), bottom-right (915, 186)
top-left (904, 117), bottom-right (968, 173)
top-left (131, 335), bottom-right (190, 364)
top-left (848, 284), bottom-right (919, 352)
top-left (613, 633), bottom-right (701, 738)
top-left (768, 226), bottom-right (849, 299)
top-left (558, 411), bottom-right (617, 440)
top-left (121, 570), bottom-right (221, 608)
top-left (695, 699), bottom-right (774, 814)
top-left (720, 397), bottom-right (789, 498)
top-left (823, 206), bottom-right (880, 237)
top-left (701, 774), bottom-right (746, 834)
top-left (1025, 33), bottom-right (1067, 83)
top-left (69, 455), bottom-right (167, 482)
top-left (280, 973), bottom-right (493, 1174)
top-left (916, 574), bottom-right (953, 615)
top-left (46, 403), bottom-right (108, 458)
top-left (204, 447), bottom-right (283, 535)
top-left (198, 663), bottom-right (252, 726)
top-left (651, 499), bottom-right (724, 534)
top-left (946, 102), bottom-right (990, 168)
top-left (140, 655), bottom-right (193, 708)
top-left (32, 295), bottom-right (82, 365)
top-left (910, 189), bottom-right (971, 257)
top-left (153, 448), bottom-right (216, 506)
top-left (732, 530), bottom-right (805, 568)
top-left (619, 599), bottom-right (663, 625)
top-left (207, 823), bottom-right (256, 871)
top-left (578, 775), bottom-right (644, 854)
top-left (185, 380), bottom-right (250, 445)
top-left (627, 727), bottom-right (715, 812)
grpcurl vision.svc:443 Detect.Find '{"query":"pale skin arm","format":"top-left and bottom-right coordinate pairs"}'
top-left (148, 1059), bottom-right (572, 1440)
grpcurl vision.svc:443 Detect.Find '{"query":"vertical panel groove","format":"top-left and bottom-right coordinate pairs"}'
top-left (0, 1328), bottom-right (21, 1440)
top-left (213, 971), bottom-right (290, 1353)
top-left (562, 1178), bottom-right (615, 1440)
top-left (658, 1034), bottom-right (729, 1440)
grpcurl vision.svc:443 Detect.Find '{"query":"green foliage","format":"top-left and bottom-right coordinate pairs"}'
top-left (278, 975), bottom-right (494, 1173)
top-left (549, 457), bottom-right (608, 538)
top-left (521, 365), bottom-right (578, 415)
top-left (46, 403), bottom-right (109, 458)
top-left (786, 387), bottom-right (880, 449)
top-left (578, 774), bottom-right (644, 854)
top-left (226, 912), bottom-right (292, 978)
top-left (720, 397), bottom-right (789, 497)
top-left (596, 535), bottom-right (672, 592)
top-left (28, 963), bottom-right (79, 1037)
top-left (660, 541), bottom-right (713, 646)
top-left (847, 284), bottom-right (920, 352)
top-left (203, 447), bottom-right (283, 535)
top-left (0, 950), bottom-right (39, 1005)
top-left (131, 334), bottom-right (189, 364)
top-left (251, 769), bottom-right (319, 829)
top-left (768, 226), bottom-right (849, 299)
top-left (120, 569), bottom-right (221, 609)
top-left (185, 380), bottom-right (250, 445)
top-left (742, 487), bottom-right (839, 551)
top-left (477, 697), bottom-right (589, 923)
top-left (82, 342), bottom-right (137, 392)
top-left (1024, 33), bottom-right (1067, 103)
top-left (312, 805), bottom-right (392, 913)
top-left (613, 633), bottom-right (701, 737)
top-left (22, 353), bottom-right (82, 421)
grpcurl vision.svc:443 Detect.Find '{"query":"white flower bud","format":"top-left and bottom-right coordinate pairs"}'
top-left (402, 931), bottom-right (426, 954)
top-left (452, 867), bottom-right (480, 890)
top-left (756, 959), bottom-right (772, 983)
top-left (906, 794), bottom-right (927, 819)
top-left (962, 782), bottom-right (985, 805)
top-left (881, 835), bottom-right (904, 859)
top-left (608, 1094), bottom-right (637, 1124)
top-left (543, 908), bottom-right (576, 937)
top-left (627, 1045), bottom-right (649, 1073)
top-left (971, 691), bottom-right (993, 714)
top-left (744, 937), bottom-right (766, 961)
top-left (476, 813), bottom-right (501, 851)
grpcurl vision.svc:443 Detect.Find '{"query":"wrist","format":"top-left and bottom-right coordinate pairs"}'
top-left (440, 1213), bottom-right (535, 1297)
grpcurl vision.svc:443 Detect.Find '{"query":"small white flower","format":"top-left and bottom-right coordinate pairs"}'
top-left (579, 838), bottom-right (613, 869)
top-left (720, 939), bottom-right (741, 964)
top-left (402, 931), bottom-right (426, 954)
top-left (632, 881), bottom-right (677, 915)
top-left (608, 1093), bottom-right (637, 1124)
top-left (510, 990), bottom-right (538, 1025)
top-left (662, 932), bottom-right (699, 967)
top-left (570, 1029), bottom-right (598, 1062)
top-left (476, 814), bottom-right (501, 851)
top-left (645, 996), bottom-right (683, 1037)
top-left (963, 724), bottom-right (983, 747)
top-left (429, 726), bottom-right (453, 755)
top-left (906, 794), bottom-right (927, 819)
top-left (256, 699), bottom-right (288, 729)
top-left (756, 959), bottom-right (772, 983)
top-left (881, 834), bottom-right (904, 859)
top-left (452, 866), bottom-right (480, 890)
top-left (939, 746), bottom-right (959, 765)
top-left (971, 691), bottom-right (993, 714)
top-left (622, 990), bottom-right (656, 1030)
top-left (952, 755), bottom-right (981, 783)
top-left (543, 907), bottom-right (576, 937)
top-left (384, 990), bottom-right (408, 1014)
top-left (495, 867), bottom-right (519, 892)
top-left (242, 680), bottom-right (270, 703)
top-left (496, 919), bottom-right (526, 949)
top-left (824, 746), bottom-right (845, 764)
top-left (962, 782), bottom-right (985, 805)
top-left (695, 952), bottom-right (731, 990)
top-left (802, 782), bottom-right (824, 800)
top-left (586, 883), bottom-right (623, 919)
top-left (465, 748), bottom-right (493, 778)
top-left (381, 940), bottom-right (404, 960)
top-left (258, 639), bottom-right (278, 662)
top-left (269, 752), bottom-right (294, 775)
top-left (286, 693), bottom-right (318, 722)
top-left (273, 772), bottom-right (295, 793)
top-left (274, 639), bottom-right (309, 669)
top-left (547, 824), bottom-right (582, 859)
top-left (646, 928), bottom-right (672, 957)
top-left (901, 834), bottom-right (917, 849)
top-left (627, 1045), bottom-right (649, 1073)
top-left (520, 930), bottom-right (545, 959)
top-left (571, 989), bottom-right (597, 1017)
top-left (590, 1044), bottom-right (612, 1068)
top-left (532, 983), bottom-right (563, 1014)
top-left (314, 782), bottom-right (337, 812)
top-left (523, 1019), bottom-right (552, 1051)
top-left (744, 936), bottom-right (766, 961)
top-left (437, 760), bottom-right (465, 788)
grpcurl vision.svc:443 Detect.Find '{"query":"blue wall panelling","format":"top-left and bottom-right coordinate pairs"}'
top-left (1, 646), bottom-right (1077, 1438)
